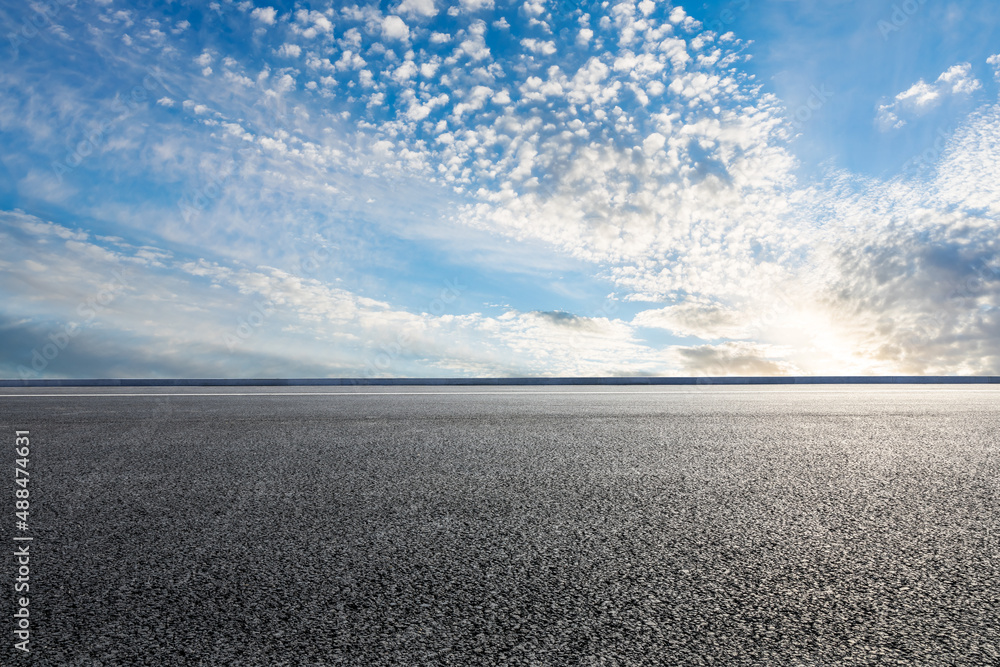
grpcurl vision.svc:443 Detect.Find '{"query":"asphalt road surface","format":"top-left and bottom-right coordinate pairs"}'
top-left (2, 386), bottom-right (998, 665)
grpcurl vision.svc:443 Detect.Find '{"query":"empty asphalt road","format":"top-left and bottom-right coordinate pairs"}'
top-left (2, 386), bottom-right (998, 665)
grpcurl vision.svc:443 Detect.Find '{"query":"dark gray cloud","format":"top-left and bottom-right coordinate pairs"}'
top-left (0, 314), bottom-right (361, 380)
top-left (528, 310), bottom-right (604, 331)
top-left (674, 342), bottom-right (793, 376)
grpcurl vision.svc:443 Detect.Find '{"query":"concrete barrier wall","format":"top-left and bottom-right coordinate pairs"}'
top-left (1, 376), bottom-right (998, 387)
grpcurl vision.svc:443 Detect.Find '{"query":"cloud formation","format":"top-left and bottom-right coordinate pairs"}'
top-left (1, 1), bottom-right (999, 379)
top-left (250, 6), bottom-right (277, 25)
top-left (876, 63), bottom-right (982, 130)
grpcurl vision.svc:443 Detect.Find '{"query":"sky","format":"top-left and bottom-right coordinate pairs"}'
top-left (1, 0), bottom-right (999, 379)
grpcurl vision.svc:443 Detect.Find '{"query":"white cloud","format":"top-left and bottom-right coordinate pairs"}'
top-left (420, 59), bottom-right (440, 78)
top-left (7, 0), bottom-right (1000, 380)
top-left (641, 132), bottom-right (666, 155)
top-left (877, 62), bottom-right (982, 130)
top-left (406, 93), bottom-right (448, 121)
top-left (667, 71), bottom-right (725, 103)
top-left (938, 63), bottom-right (982, 94)
top-left (451, 20), bottom-right (490, 61)
top-left (520, 38), bottom-right (556, 55)
top-left (392, 60), bottom-right (418, 82)
top-left (521, 0), bottom-right (544, 17)
top-left (250, 6), bottom-right (277, 25)
top-left (224, 70), bottom-right (255, 87)
top-left (112, 10), bottom-right (134, 27)
top-left (452, 85), bottom-right (492, 116)
top-left (182, 100), bottom-right (211, 115)
top-left (0, 212), bottom-right (673, 378)
top-left (460, 0), bottom-right (495, 10)
top-left (277, 43), bottom-right (302, 58)
top-left (292, 9), bottom-right (333, 37)
top-left (989, 54), bottom-right (1000, 80)
top-left (274, 73), bottom-right (295, 92)
top-left (930, 104), bottom-right (1000, 217)
top-left (896, 80), bottom-right (941, 109)
top-left (397, 0), bottom-right (437, 18)
top-left (382, 15), bottom-right (410, 41)
top-left (335, 50), bottom-right (366, 71)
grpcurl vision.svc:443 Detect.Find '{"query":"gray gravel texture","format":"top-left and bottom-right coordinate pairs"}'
top-left (2, 386), bottom-right (999, 666)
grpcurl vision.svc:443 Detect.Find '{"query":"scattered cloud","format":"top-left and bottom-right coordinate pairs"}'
top-left (520, 38), bottom-right (556, 55)
top-left (382, 15), bottom-right (411, 41)
top-left (877, 63), bottom-right (982, 130)
top-left (2, 1), bottom-right (999, 379)
top-left (397, 0), bottom-right (438, 19)
top-left (633, 302), bottom-right (755, 341)
top-left (250, 6), bottom-right (277, 25)
top-left (460, 0), bottom-right (495, 11)
top-left (0, 212), bottom-right (665, 378)
top-left (988, 53), bottom-right (1000, 80)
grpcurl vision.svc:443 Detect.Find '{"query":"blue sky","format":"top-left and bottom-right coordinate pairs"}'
top-left (1, 0), bottom-right (999, 378)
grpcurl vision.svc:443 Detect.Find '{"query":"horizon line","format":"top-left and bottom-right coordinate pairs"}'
top-left (2, 376), bottom-right (999, 388)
